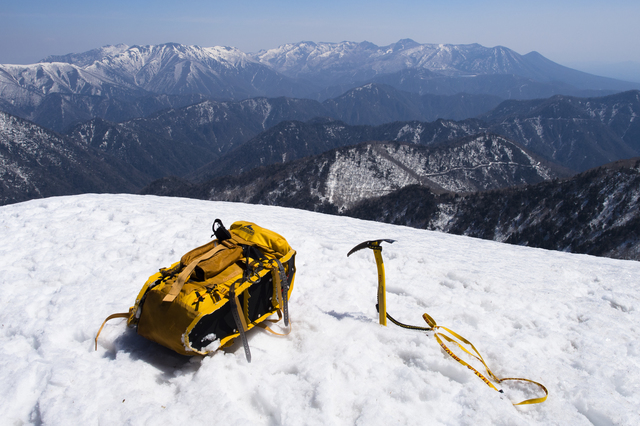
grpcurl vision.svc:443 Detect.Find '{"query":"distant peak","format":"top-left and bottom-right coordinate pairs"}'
top-left (523, 51), bottom-right (550, 61)
top-left (393, 38), bottom-right (421, 50)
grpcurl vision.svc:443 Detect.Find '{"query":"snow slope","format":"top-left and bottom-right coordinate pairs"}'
top-left (1, 194), bottom-right (639, 425)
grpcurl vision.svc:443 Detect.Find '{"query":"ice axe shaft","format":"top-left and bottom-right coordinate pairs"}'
top-left (347, 239), bottom-right (395, 326)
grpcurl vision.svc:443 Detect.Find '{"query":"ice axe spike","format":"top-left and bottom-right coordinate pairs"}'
top-left (347, 239), bottom-right (395, 326)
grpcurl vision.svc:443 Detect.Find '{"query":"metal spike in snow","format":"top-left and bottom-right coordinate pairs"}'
top-left (274, 258), bottom-right (290, 326)
top-left (347, 239), bottom-right (395, 326)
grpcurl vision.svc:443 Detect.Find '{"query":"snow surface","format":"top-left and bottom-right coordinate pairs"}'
top-left (1, 194), bottom-right (639, 425)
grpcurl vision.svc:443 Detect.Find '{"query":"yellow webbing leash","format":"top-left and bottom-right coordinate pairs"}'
top-left (347, 239), bottom-right (548, 406)
top-left (423, 313), bottom-right (548, 405)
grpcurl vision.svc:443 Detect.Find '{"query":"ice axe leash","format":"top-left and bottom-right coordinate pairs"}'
top-left (347, 239), bottom-right (548, 406)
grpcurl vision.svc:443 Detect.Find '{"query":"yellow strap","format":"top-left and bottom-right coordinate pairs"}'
top-left (372, 246), bottom-right (387, 326)
top-left (256, 320), bottom-right (292, 336)
top-left (163, 241), bottom-right (227, 302)
top-left (95, 312), bottom-right (131, 351)
top-left (500, 378), bottom-right (549, 405)
top-left (234, 292), bottom-right (249, 332)
top-left (433, 331), bottom-right (501, 393)
top-left (423, 313), bottom-right (548, 405)
top-left (271, 260), bottom-right (284, 310)
top-left (256, 309), bottom-right (292, 336)
top-left (242, 288), bottom-right (250, 320)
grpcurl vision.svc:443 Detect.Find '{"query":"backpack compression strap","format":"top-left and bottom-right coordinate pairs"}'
top-left (228, 257), bottom-right (294, 363)
top-left (270, 258), bottom-right (290, 326)
top-left (229, 279), bottom-right (251, 362)
top-left (163, 239), bottom-right (236, 303)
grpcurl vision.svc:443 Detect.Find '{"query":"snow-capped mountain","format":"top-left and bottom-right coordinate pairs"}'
top-left (0, 61), bottom-right (138, 98)
top-left (0, 55), bottom-right (164, 131)
top-left (0, 43), bottom-right (307, 130)
top-left (253, 40), bottom-right (530, 79)
top-left (2, 40), bottom-right (639, 133)
top-left (83, 43), bottom-right (303, 98)
top-left (0, 61), bottom-right (146, 122)
top-left (39, 43), bottom-right (131, 67)
top-left (252, 39), bottom-right (639, 93)
top-left (37, 42), bottom-right (308, 99)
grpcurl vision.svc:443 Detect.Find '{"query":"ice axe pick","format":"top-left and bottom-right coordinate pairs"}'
top-left (347, 239), bottom-right (396, 326)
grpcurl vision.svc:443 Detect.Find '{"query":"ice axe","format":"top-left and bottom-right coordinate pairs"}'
top-left (347, 239), bottom-right (395, 326)
top-left (347, 239), bottom-right (548, 405)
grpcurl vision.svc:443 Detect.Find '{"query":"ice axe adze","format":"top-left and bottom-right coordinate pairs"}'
top-left (347, 239), bottom-right (395, 326)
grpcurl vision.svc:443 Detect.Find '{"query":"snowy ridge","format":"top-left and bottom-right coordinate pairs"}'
top-left (324, 134), bottom-right (555, 204)
top-left (88, 44), bottom-right (257, 82)
top-left (0, 42), bottom-right (294, 106)
top-left (0, 62), bottom-right (131, 97)
top-left (39, 44), bottom-right (131, 67)
top-left (324, 145), bottom-right (421, 210)
top-left (1, 194), bottom-right (639, 424)
top-left (381, 134), bottom-right (555, 192)
top-left (184, 134), bottom-right (560, 215)
top-left (85, 43), bottom-right (267, 96)
top-left (254, 40), bottom-right (553, 80)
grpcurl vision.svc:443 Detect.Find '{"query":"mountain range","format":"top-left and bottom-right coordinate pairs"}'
top-left (1, 40), bottom-right (640, 261)
top-left (2, 40), bottom-right (639, 132)
top-left (2, 89), bottom-right (638, 204)
top-left (348, 158), bottom-right (640, 261)
top-left (0, 111), bottom-right (145, 205)
top-left (255, 40), bottom-right (640, 97)
top-left (141, 133), bottom-right (566, 211)
top-left (55, 88), bottom-right (639, 185)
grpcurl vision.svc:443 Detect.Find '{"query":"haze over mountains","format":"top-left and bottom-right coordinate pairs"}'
top-left (1, 40), bottom-right (639, 260)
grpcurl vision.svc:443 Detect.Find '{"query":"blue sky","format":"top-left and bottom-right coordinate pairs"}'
top-left (1, 0), bottom-right (639, 80)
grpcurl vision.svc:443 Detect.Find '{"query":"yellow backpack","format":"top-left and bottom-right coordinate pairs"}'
top-left (96, 219), bottom-right (296, 362)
